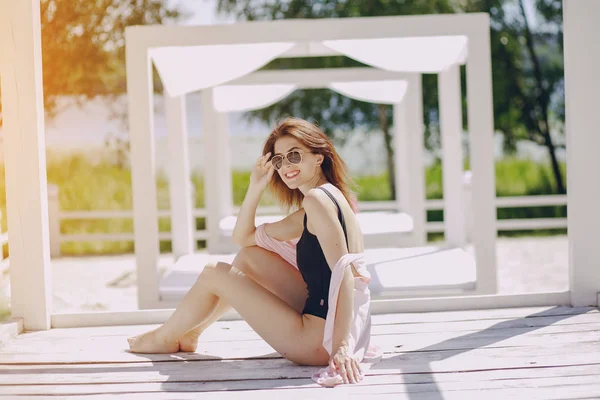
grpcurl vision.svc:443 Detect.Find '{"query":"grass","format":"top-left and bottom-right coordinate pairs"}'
top-left (0, 153), bottom-right (567, 256)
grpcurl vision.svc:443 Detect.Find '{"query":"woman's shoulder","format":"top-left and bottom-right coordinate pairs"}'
top-left (303, 184), bottom-right (345, 215)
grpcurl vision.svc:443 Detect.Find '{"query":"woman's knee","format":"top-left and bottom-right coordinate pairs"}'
top-left (197, 261), bottom-right (234, 284)
top-left (232, 246), bottom-right (263, 273)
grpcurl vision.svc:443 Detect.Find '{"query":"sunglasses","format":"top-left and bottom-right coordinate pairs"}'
top-left (270, 150), bottom-right (303, 170)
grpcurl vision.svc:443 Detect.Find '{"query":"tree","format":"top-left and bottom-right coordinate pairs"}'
top-left (217, 0), bottom-right (568, 195)
top-left (0, 0), bottom-right (182, 127)
top-left (461, 0), bottom-right (566, 193)
top-left (216, 0), bottom-right (456, 200)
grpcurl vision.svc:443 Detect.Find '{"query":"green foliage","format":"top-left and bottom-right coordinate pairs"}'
top-left (0, 0), bottom-right (182, 127)
top-left (0, 154), bottom-right (567, 256)
top-left (216, 0), bottom-right (567, 194)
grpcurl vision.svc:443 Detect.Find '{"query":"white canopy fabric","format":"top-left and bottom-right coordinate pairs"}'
top-left (329, 80), bottom-right (408, 105)
top-left (213, 84), bottom-right (297, 112)
top-left (323, 36), bottom-right (468, 73)
top-left (212, 79), bottom-right (409, 112)
top-left (150, 42), bottom-right (295, 97)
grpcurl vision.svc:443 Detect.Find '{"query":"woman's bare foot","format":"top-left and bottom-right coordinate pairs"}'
top-left (127, 328), bottom-right (179, 354)
top-left (178, 328), bottom-right (202, 353)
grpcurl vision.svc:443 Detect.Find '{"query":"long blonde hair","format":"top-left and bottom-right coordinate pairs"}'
top-left (262, 117), bottom-right (357, 212)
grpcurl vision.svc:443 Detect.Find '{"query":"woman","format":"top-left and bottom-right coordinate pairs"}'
top-left (128, 117), bottom-right (377, 386)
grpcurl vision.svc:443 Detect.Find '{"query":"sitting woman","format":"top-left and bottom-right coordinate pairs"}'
top-left (128, 117), bottom-right (377, 385)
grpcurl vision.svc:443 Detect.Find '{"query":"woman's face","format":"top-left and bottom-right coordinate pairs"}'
top-left (272, 135), bottom-right (323, 190)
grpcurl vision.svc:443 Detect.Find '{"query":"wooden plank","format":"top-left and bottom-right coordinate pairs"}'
top-left (6, 385), bottom-right (600, 400)
top-left (4, 341), bottom-right (600, 384)
top-left (1, 325), bottom-right (599, 365)
top-left (40, 306), bottom-right (597, 337)
top-left (4, 366), bottom-right (600, 396)
top-left (10, 306), bottom-right (600, 344)
top-left (370, 312), bottom-right (600, 335)
top-left (14, 309), bottom-right (600, 347)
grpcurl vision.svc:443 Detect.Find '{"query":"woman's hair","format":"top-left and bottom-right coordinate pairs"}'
top-left (262, 117), bottom-right (357, 213)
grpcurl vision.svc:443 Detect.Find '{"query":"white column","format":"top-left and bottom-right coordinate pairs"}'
top-left (563, 0), bottom-right (600, 307)
top-left (48, 184), bottom-right (61, 258)
top-left (0, 0), bottom-right (52, 330)
top-left (393, 102), bottom-right (411, 214)
top-left (215, 112), bottom-right (234, 221)
top-left (439, 65), bottom-right (467, 248)
top-left (200, 90), bottom-right (233, 253)
top-left (125, 30), bottom-right (160, 309)
top-left (405, 74), bottom-right (427, 246)
top-left (466, 19), bottom-right (498, 294)
top-left (165, 95), bottom-right (194, 258)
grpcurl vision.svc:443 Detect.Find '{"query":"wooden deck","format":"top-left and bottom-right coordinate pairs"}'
top-left (2, 306), bottom-right (600, 399)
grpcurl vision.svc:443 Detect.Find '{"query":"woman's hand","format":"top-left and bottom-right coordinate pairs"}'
top-left (249, 152), bottom-right (275, 192)
top-left (329, 343), bottom-right (363, 384)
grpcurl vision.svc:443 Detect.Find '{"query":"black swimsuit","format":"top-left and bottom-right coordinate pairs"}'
top-left (296, 185), bottom-right (349, 319)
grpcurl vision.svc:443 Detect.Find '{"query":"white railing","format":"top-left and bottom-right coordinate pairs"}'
top-left (45, 182), bottom-right (568, 257)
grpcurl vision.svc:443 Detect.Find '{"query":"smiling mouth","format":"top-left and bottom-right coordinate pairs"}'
top-left (285, 170), bottom-right (300, 179)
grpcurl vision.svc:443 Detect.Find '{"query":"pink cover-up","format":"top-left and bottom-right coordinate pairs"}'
top-left (254, 224), bottom-right (382, 387)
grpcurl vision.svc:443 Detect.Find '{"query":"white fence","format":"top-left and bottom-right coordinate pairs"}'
top-left (46, 182), bottom-right (568, 257)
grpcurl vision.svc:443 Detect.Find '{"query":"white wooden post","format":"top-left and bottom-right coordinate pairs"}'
top-left (439, 65), bottom-right (467, 248)
top-left (462, 171), bottom-right (473, 243)
top-left (165, 95), bottom-right (194, 258)
top-left (200, 90), bottom-right (233, 253)
top-left (563, 0), bottom-right (600, 307)
top-left (125, 29), bottom-right (161, 309)
top-left (405, 74), bottom-right (427, 246)
top-left (393, 101), bottom-right (411, 214)
top-left (0, 0), bottom-right (52, 330)
top-left (214, 112), bottom-right (234, 225)
top-left (466, 19), bottom-right (498, 294)
top-left (47, 184), bottom-right (61, 258)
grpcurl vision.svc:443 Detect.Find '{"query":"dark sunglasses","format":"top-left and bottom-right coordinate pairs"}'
top-left (270, 150), bottom-right (303, 170)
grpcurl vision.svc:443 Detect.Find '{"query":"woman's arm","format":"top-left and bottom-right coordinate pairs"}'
top-left (232, 153), bottom-right (304, 247)
top-left (303, 190), bottom-right (360, 383)
top-left (302, 190), bottom-right (353, 352)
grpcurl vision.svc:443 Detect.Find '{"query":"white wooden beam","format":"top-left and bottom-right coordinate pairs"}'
top-left (126, 13), bottom-right (487, 48)
top-left (439, 65), bottom-right (467, 247)
top-left (393, 102), bottom-right (411, 214)
top-left (125, 33), bottom-right (161, 309)
top-left (49, 290), bottom-right (570, 328)
top-left (200, 90), bottom-right (233, 253)
top-left (165, 95), bottom-right (195, 258)
top-left (466, 18), bottom-right (498, 294)
top-left (0, 0), bottom-right (52, 330)
top-left (215, 112), bottom-right (234, 227)
top-left (230, 68), bottom-right (412, 87)
top-left (279, 41), bottom-right (339, 58)
top-left (563, 0), bottom-right (600, 307)
top-left (405, 74), bottom-right (427, 246)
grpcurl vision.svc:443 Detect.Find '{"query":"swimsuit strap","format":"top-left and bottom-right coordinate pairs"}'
top-left (315, 186), bottom-right (349, 248)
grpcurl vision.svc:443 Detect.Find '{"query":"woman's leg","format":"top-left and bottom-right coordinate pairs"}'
top-left (129, 261), bottom-right (329, 366)
top-left (177, 246), bottom-right (307, 351)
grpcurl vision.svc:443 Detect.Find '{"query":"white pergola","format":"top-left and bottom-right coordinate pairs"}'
top-left (128, 15), bottom-right (491, 309)
top-left (167, 70), bottom-right (426, 257)
top-left (1, 3), bottom-right (598, 331)
top-left (156, 44), bottom-right (470, 258)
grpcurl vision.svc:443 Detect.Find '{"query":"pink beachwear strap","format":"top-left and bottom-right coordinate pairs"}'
top-left (254, 223), bottom-right (299, 269)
